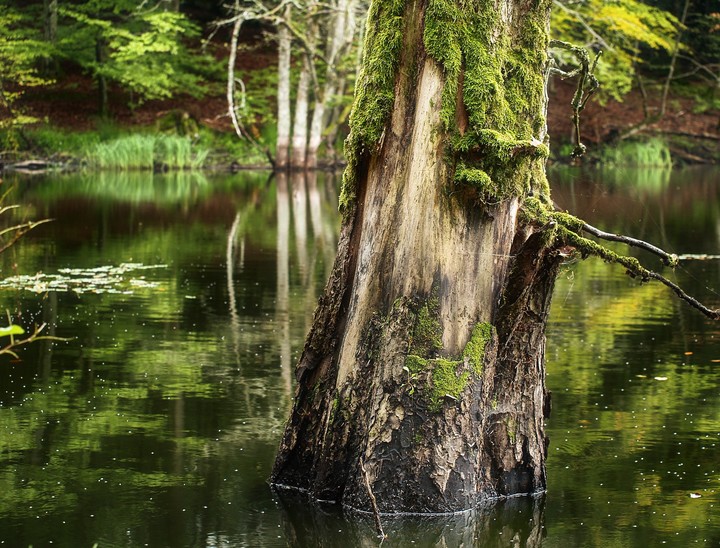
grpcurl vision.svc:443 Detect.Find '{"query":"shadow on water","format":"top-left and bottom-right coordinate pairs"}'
top-left (275, 489), bottom-right (545, 547)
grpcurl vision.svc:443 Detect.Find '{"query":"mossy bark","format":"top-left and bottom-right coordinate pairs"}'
top-left (271, 0), bottom-right (560, 514)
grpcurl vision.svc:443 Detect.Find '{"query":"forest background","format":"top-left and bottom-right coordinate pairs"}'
top-left (0, 0), bottom-right (718, 170)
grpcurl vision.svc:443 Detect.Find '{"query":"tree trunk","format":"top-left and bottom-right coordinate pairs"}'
top-left (44, 0), bottom-right (58, 44)
top-left (95, 37), bottom-right (108, 118)
top-left (272, 0), bottom-right (557, 514)
top-left (276, 8), bottom-right (292, 169)
top-left (291, 54), bottom-right (311, 168)
top-left (307, 0), bottom-right (354, 168)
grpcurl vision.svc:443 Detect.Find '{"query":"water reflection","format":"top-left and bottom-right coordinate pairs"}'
top-left (0, 166), bottom-right (717, 546)
top-left (277, 492), bottom-right (545, 547)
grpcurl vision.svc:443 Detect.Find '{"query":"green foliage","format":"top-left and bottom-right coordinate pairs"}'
top-left (551, 0), bottom-right (679, 101)
top-left (56, 1), bottom-right (215, 106)
top-left (0, 2), bottom-right (52, 131)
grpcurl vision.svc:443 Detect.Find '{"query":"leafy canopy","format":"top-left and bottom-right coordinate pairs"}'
top-left (0, 2), bottom-right (52, 128)
top-left (57, 0), bottom-right (215, 104)
top-left (552, 0), bottom-right (679, 100)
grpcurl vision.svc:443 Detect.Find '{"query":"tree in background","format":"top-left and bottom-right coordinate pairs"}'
top-left (0, 2), bottom-right (53, 144)
top-left (55, 0), bottom-right (213, 116)
top-left (221, 0), bottom-right (365, 169)
top-left (551, 0), bottom-right (679, 101)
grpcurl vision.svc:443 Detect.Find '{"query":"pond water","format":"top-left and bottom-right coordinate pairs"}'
top-left (0, 166), bottom-right (717, 547)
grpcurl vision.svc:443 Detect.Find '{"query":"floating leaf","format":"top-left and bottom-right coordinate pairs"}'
top-left (0, 325), bottom-right (25, 337)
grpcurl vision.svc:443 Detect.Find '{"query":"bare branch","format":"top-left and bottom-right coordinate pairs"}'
top-left (551, 0), bottom-right (614, 52)
top-left (580, 221), bottom-right (678, 266)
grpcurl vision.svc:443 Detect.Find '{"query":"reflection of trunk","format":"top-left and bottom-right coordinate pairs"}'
top-left (277, 490), bottom-right (545, 546)
top-left (276, 9), bottom-right (292, 169)
top-left (307, 0), bottom-right (354, 168)
top-left (173, 393), bottom-right (185, 475)
top-left (291, 170), bottom-right (309, 282)
top-left (307, 169), bottom-right (324, 247)
top-left (227, 211), bottom-right (244, 367)
top-left (277, 172), bottom-right (292, 396)
top-left (291, 56), bottom-right (311, 168)
top-left (272, 0), bottom-right (558, 513)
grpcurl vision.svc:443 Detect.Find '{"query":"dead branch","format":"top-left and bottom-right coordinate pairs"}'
top-left (549, 40), bottom-right (601, 158)
top-left (580, 221), bottom-right (678, 266)
top-left (360, 458), bottom-right (386, 540)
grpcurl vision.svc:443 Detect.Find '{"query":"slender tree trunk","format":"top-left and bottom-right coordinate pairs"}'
top-left (291, 54), bottom-right (311, 168)
top-left (44, 0), bottom-right (58, 43)
top-left (276, 8), bottom-right (293, 170)
top-left (307, 0), bottom-right (354, 168)
top-left (95, 37), bottom-right (108, 118)
top-left (660, 0), bottom-right (691, 118)
top-left (272, 0), bottom-right (558, 513)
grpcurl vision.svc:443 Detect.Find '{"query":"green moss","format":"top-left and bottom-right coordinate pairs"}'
top-left (339, 0), bottom-right (406, 213)
top-left (522, 196), bottom-right (655, 282)
top-left (462, 322), bottom-right (494, 375)
top-left (404, 318), bottom-right (494, 412)
top-left (429, 358), bottom-right (468, 412)
top-left (405, 354), bottom-right (427, 375)
top-left (340, 0), bottom-right (552, 212)
top-left (408, 293), bottom-right (443, 358)
top-left (424, 0), bottom-right (552, 203)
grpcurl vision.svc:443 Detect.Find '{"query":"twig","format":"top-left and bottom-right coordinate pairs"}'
top-left (557, 226), bottom-right (719, 320)
top-left (645, 271), bottom-right (720, 320)
top-left (360, 458), bottom-right (386, 540)
top-left (0, 219), bottom-right (53, 255)
top-left (0, 322), bottom-right (72, 360)
top-left (549, 40), bottom-right (601, 158)
top-left (580, 221), bottom-right (678, 266)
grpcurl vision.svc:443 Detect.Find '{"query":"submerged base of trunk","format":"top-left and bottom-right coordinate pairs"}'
top-left (271, 0), bottom-right (557, 514)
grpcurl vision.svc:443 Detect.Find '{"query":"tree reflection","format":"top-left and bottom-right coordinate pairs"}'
top-left (275, 490), bottom-right (545, 547)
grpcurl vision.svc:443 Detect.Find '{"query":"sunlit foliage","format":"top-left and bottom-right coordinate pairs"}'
top-left (552, 0), bottom-right (679, 100)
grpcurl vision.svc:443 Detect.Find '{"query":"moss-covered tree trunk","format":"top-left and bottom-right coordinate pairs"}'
top-left (271, 0), bottom-right (561, 513)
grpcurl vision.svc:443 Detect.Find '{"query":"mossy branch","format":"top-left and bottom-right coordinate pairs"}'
top-left (523, 198), bottom-right (720, 320)
top-left (549, 40), bottom-right (601, 158)
top-left (580, 221), bottom-right (678, 267)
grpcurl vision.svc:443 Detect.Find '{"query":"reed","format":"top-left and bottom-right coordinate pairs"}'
top-left (86, 134), bottom-right (209, 170)
top-left (598, 138), bottom-right (673, 168)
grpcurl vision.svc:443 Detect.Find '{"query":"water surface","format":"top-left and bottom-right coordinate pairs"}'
top-left (0, 166), bottom-right (717, 546)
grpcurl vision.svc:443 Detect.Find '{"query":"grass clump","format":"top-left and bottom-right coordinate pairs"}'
top-left (598, 138), bottom-right (673, 168)
top-left (86, 134), bottom-right (209, 171)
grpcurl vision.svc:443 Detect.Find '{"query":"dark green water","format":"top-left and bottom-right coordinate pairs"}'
top-left (0, 167), bottom-right (717, 547)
